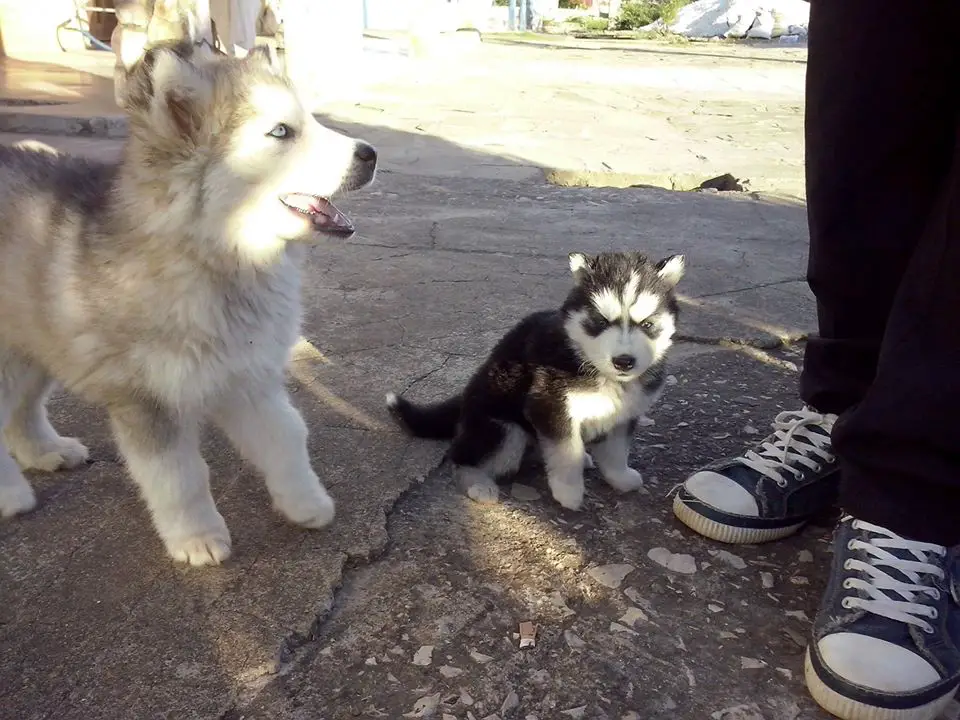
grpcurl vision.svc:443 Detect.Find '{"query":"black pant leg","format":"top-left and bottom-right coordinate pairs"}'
top-left (798, 0), bottom-right (960, 415)
top-left (833, 128), bottom-right (960, 545)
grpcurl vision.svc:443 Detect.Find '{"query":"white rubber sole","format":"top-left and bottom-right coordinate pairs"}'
top-left (672, 493), bottom-right (805, 544)
top-left (804, 649), bottom-right (958, 720)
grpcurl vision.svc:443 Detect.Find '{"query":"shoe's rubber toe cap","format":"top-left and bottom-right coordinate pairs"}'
top-left (684, 471), bottom-right (760, 516)
top-left (817, 633), bottom-right (941, 693)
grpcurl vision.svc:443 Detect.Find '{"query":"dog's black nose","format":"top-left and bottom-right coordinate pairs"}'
top-left (612, 354), bottom-right (636, 372)
top-left (354, 142), bottom-right (377, 165)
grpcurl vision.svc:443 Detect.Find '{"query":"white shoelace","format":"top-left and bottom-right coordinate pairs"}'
top-left (843, 518), bottom-right (947, 633)
top-left (738, 407), bottom-right (837, 487)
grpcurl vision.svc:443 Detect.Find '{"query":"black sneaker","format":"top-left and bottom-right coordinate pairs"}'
top-left (672, 406), bottom-right (839, 544)
top-left (805, 516), bottom-right (960, 720)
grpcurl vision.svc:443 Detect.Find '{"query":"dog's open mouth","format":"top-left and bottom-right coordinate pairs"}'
top-left (280, 193), bottom-right (355, 236)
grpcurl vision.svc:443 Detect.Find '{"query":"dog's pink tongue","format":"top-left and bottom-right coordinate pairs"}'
top-left (311, 198), bottom-right (351, 231)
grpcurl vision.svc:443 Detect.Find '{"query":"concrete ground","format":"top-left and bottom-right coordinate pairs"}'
top-left (0, 37), bottom-right (956, 720)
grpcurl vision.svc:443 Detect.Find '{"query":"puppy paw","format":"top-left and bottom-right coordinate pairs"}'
top-left (550, 481), bottom-right (584, 511)
top-left (603, 467), bottom-right (644, 492)
top-left (277, 484), bottom-right (336, 529)
top-left (0, 476), bottom-right (37, 518)
top-left (165, 530), bottom-right (232, 567)
top-left (13, 436), bottom-right (89, 472)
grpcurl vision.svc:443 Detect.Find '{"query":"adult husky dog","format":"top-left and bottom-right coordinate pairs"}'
top-left (387, 251), bottom-right (684, 510)
top-left (0, 41), bottom-right (377, 566)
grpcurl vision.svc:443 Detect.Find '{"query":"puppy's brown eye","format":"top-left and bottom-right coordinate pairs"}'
top-left (267, 123), bottom-right (293, 140)
top-left (639, 319), bottom-right (654, 332)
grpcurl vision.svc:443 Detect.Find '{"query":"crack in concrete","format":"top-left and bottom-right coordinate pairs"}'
top-left (690, 276), bottom-right (806, 299)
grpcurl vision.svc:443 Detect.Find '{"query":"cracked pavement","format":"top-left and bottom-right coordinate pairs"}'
top-left (4, 38), bottom-right (939, 720)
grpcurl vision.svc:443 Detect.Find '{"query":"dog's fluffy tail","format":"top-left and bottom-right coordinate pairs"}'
top-left (385, 392), bottom-right (461, 440)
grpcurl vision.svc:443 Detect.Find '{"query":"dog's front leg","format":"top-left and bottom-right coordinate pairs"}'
top-left (210, 385), bottom-right (335, 529)
top-left (590, 420), bottom-right (643, 492)
top-left (109, 401), bottom-right (230, 566)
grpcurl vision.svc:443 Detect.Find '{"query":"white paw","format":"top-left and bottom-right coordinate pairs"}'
top-left (165, 530), bottom-right (232, 566)
top-left (15, 437), bottom-right (89, 472)
top-left (603, 467), bottom-right (644, 492)
top-left (583, 452), bottom-right (596, 470)
top-left (466, 480), bottom-right (499, 504)
top-left (277, 485), bottom-right (336, 529)
top-left (0, 477), bottom-right (37, 518)
top-left (550, 480), bottom-right (584, 511)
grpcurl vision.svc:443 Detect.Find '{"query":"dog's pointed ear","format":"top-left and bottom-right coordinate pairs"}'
top-left (124, 43), bottom-right (207, 139)
top-left (569, 252), bottom-right (593, 283)
top-left (656, 254), bottom-right (685, 288)
top-left (245, 44), bottom-right (283, 75)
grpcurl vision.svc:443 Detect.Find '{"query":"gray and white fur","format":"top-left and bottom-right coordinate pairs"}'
top-left (0, 40), bottom-right (377, 566)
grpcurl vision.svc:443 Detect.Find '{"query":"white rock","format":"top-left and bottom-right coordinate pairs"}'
top-left (740, 657), bottom-right (767, 670)
top-left (790, 575), bottom-right (809, 585)
top-left (413, 645), bottom-right (434, 666)
top-left (470, 649), bottom-right (494, 664)
top-left (776, 667), bottom-right (793, 680)
top-left (610, 621), bottom-right (638, 635)
top-left (666, 375), bottom-right (678, 386)
top-left (647, 547), bottom-right (698, 574)
top-left (460, 689), bottom-right (475, 705)
top-left (743, 424), bottom-right (759, 435)
top-left (719, 631), bottom-right (737, 640)
top-left (404, 693), bottom-right (441, 718)
top-left (623, 588), bottom-right (658, 616)
top-left (709, 549), bottom-right (747, 570)
top-left (561, 707), bottom-right (587, 719)
top-left (511, 483), bottom-right (541, 502)
top-left (443, 715), bottom-right (457, 720)
top-left (365, 656), bottom-right (377, 666)
top-left (587, 563), bottom-right (635, 588)
top-left (546, 590), bottom-right (576, 618)
top-left (619, 607), bottom-right (649, 626)
top-left (388, 673), bottom-right (400, 683)
top-left (760, 571), bottom-right (774, 589)
top-left (708, 603), bottom-right (724, 613)
top-left (501, 691), bottom-right (520, 714)
top-left (711, 704), bottom-right (765, 720)
top-left (798, 549), bottom-right (813, 563)
top-left (785, 609), bottom-right (810, 622)
top-left (564, 630), bottom-right (586, 649)
top-left (439, 665), bottom-right (464, 678)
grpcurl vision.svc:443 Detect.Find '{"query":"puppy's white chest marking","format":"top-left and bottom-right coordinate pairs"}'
top-left (566, 382), bottom-right (650, 441)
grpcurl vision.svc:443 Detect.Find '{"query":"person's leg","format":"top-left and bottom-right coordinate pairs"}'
top-left (673, 0), bottom-right (959, 545)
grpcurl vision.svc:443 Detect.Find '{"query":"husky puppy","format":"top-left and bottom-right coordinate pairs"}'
top-left (0, 40), bottom-right (377, 566)
top-left (386, 251), bottom-right (684, 510)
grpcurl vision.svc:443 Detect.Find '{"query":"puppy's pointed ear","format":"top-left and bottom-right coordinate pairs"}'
top-left (569, 252), bottom-right (593, 283)
top-left (245, 44), bottom-right (284, 76)
top-left (656, 254), bottom-right (685, 288)
top-left (124, 43), bottom-right (208, 139)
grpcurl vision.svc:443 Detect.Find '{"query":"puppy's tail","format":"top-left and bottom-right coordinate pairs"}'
top-left (385, 392), bottom-right (461, 440)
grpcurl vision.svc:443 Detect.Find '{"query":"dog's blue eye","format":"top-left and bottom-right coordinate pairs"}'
top-left (639, 320), bottom-right (655, 331)
top-left (268, 123), bottom-right (292, 139)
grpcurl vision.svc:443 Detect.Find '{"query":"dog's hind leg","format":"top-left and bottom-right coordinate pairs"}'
top-left (209, 383), bottom-right (335, 529)
top-left (450, 418), bottom-right (527, 504)
top-left (110, 400), bottom-right (231, 566)
top-left (0, 351), bottom-right (39, 517)
top-left (4, 365), bottom-right (89, 473)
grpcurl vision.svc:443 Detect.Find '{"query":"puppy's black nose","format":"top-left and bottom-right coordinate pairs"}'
top-left (354, 142), bottom-right (377, 165)
top-left (612, 354), bottom-right (636, 372)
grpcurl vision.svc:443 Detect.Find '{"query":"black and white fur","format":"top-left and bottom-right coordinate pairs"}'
top-left (386, 251), bottom-right (685, 510)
